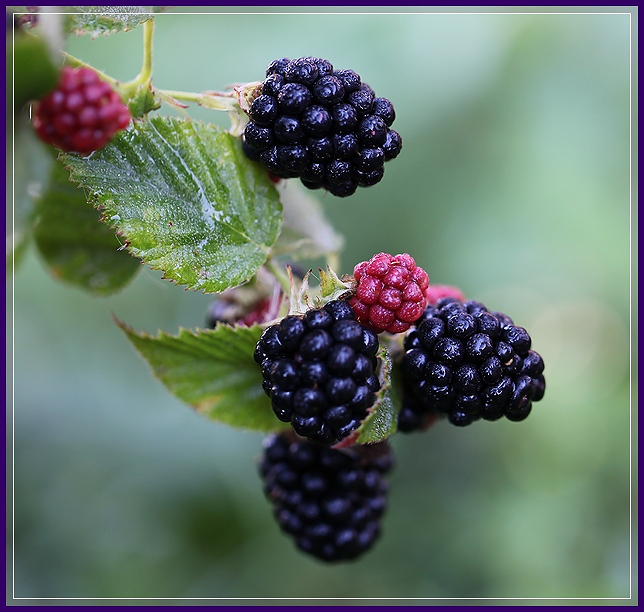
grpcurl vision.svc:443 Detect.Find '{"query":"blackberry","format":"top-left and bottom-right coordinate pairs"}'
top-left (242, 56), bottom-right (401, 197)
top-left (399, 297), bottom-right (546, 430)
top-left (259, 430), bottom-right (393, 562)
top-left (33, 66), bottom-right (131, 155)
top-left (349, 252), bottom-right (430, 334)
top-left (254, 300), bottom-right (381, 445)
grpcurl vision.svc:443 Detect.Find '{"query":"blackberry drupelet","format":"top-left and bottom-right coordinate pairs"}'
top-left (398, 297), bottom-right (546, 430)
top-left (254, 300), bottom-right (381, 445)
top-left (242, 56), bottom-right (402, 196)
top-left (33, 66), bottom-right (131, 155)
top-left (259, 430), bottom-right (393, 562)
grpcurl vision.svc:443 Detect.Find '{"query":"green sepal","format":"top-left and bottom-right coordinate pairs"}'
top-left (126, 81), bottom-right (162, 119)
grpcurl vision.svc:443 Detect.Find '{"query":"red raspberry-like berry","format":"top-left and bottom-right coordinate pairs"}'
top-left (425, 284), bottom-right (466, 305)
top-left (33, 66), bottom-right (131, 155)
top-left (349, 252), bottom-right (429, 334)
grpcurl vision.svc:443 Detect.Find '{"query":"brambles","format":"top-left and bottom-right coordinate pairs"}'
top-left (15, 13), bottom-right (550, 566)
top-left (254, 299), bottom-right (381, 446)
top-left (259, 430), bottom-right (393, 562)
top-left (33, 66), bottom-right (131, 155)
top-left (399, 297), bottom-right (546, 430)
top-left (241, 56), bottom-right (402, 197)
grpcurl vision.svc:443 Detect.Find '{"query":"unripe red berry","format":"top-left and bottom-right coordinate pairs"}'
top-left (349, 252), bottom-right (429, 334)
top-left (33, 66), bottom-right (131, 155)
top-left (425, 284), bottom-right (466, 305)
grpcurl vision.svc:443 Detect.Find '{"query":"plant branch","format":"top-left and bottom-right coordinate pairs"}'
top-left (62, 52), bottom-right (117, 86)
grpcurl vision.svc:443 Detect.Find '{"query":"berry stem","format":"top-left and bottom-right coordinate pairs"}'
top-left (155, 88), bottom-right (239, 111)
top-left (264, 258), bottom-right (292, 295)
top-left (62, 17), bottom-right (156, 102)
top-left (138, 17), bottom-right (154, 84)
top-left (120, 17), bottom-right (155, 98)
top-left (62, 53), bottom-right (117, 86)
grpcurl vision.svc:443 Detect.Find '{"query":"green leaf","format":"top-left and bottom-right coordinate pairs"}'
top-left (8, 115), bottom-right (55, 272)
top-left (32, 156), bottom-right (141, 294)
top-left (9, 29), bottom-right (60, 111)
top-left (118, 321), bottom-right (285, 433)
top-left (61, 117), bottom-right (282, 293)
top-left (354, 344), bottom-right (401, 445)
top-left (68, 6), bottom-right (160, 37)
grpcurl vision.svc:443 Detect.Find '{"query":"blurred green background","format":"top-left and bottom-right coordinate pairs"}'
top-left (9, 7), bottom-right (635, 603)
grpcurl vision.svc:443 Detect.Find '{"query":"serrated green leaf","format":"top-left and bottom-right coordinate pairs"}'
top-left (61, 117), bottom-right (282, 293)
top-left (32, 157), bottom-right (141, 295)
top-left (354, 344), bottom-right (401, 445)
top-left (68, 6), bottom-right (158, 37)
top-left (118, 321), bottom-right (286, 433)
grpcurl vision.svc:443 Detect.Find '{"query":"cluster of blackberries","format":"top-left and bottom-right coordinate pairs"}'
top-left (254, 300), bottom-right (381, 446)
top-left (398, 297), bottom-right (546, 431)
top-left (259, 430), bottom-right (393, 562)
top-left (241, 56), bottom-right (402, 197)
top-left (244, 261), bottom-right (545, 561)
top-left (33, 66), bottom-right (131, 155)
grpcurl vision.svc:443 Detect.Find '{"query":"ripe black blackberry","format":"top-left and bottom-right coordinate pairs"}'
top-left (259, 430), bottom-right (393, 562)
top-left (398, 297), bottom-right (546, 430)
top-left (254, 299), bottom-right (381, 445)
top-left (242, 56), bottom-right (402, 197)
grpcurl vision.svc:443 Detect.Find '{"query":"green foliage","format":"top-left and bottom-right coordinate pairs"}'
top-left (9, 118), bottom-right (55, 272)
top-left (33, 158), bottom-right (141, 295)
top-left (355, 345), bottom-right (401, 445)
top-left (68, 6), bottom-right (158, 37)
top-left (9, 28), bottom-right (59, 111)
top-left (118, 320), bottom-right (287, 433)
top-left (11, 10), bottom-right (632, 598)
top-left (62, 117), bottom-right (282, 294)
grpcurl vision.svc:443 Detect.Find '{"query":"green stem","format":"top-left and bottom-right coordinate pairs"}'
top-left (63, 17), bottom-right (155, 100)
top-left (121, 17), bottom-right (155, 97)
top-left (264, 258), bottom-right (292, 295)
top-left (62, 53), bottom-right (118, 85)
top-left (139, 18), bottom-right (154, 83)
top-left (156, 88), bottom-right (238, 111)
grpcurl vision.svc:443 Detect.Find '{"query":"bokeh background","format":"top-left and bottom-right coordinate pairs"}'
top-left (9, 7), bottom-right (635, 603)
